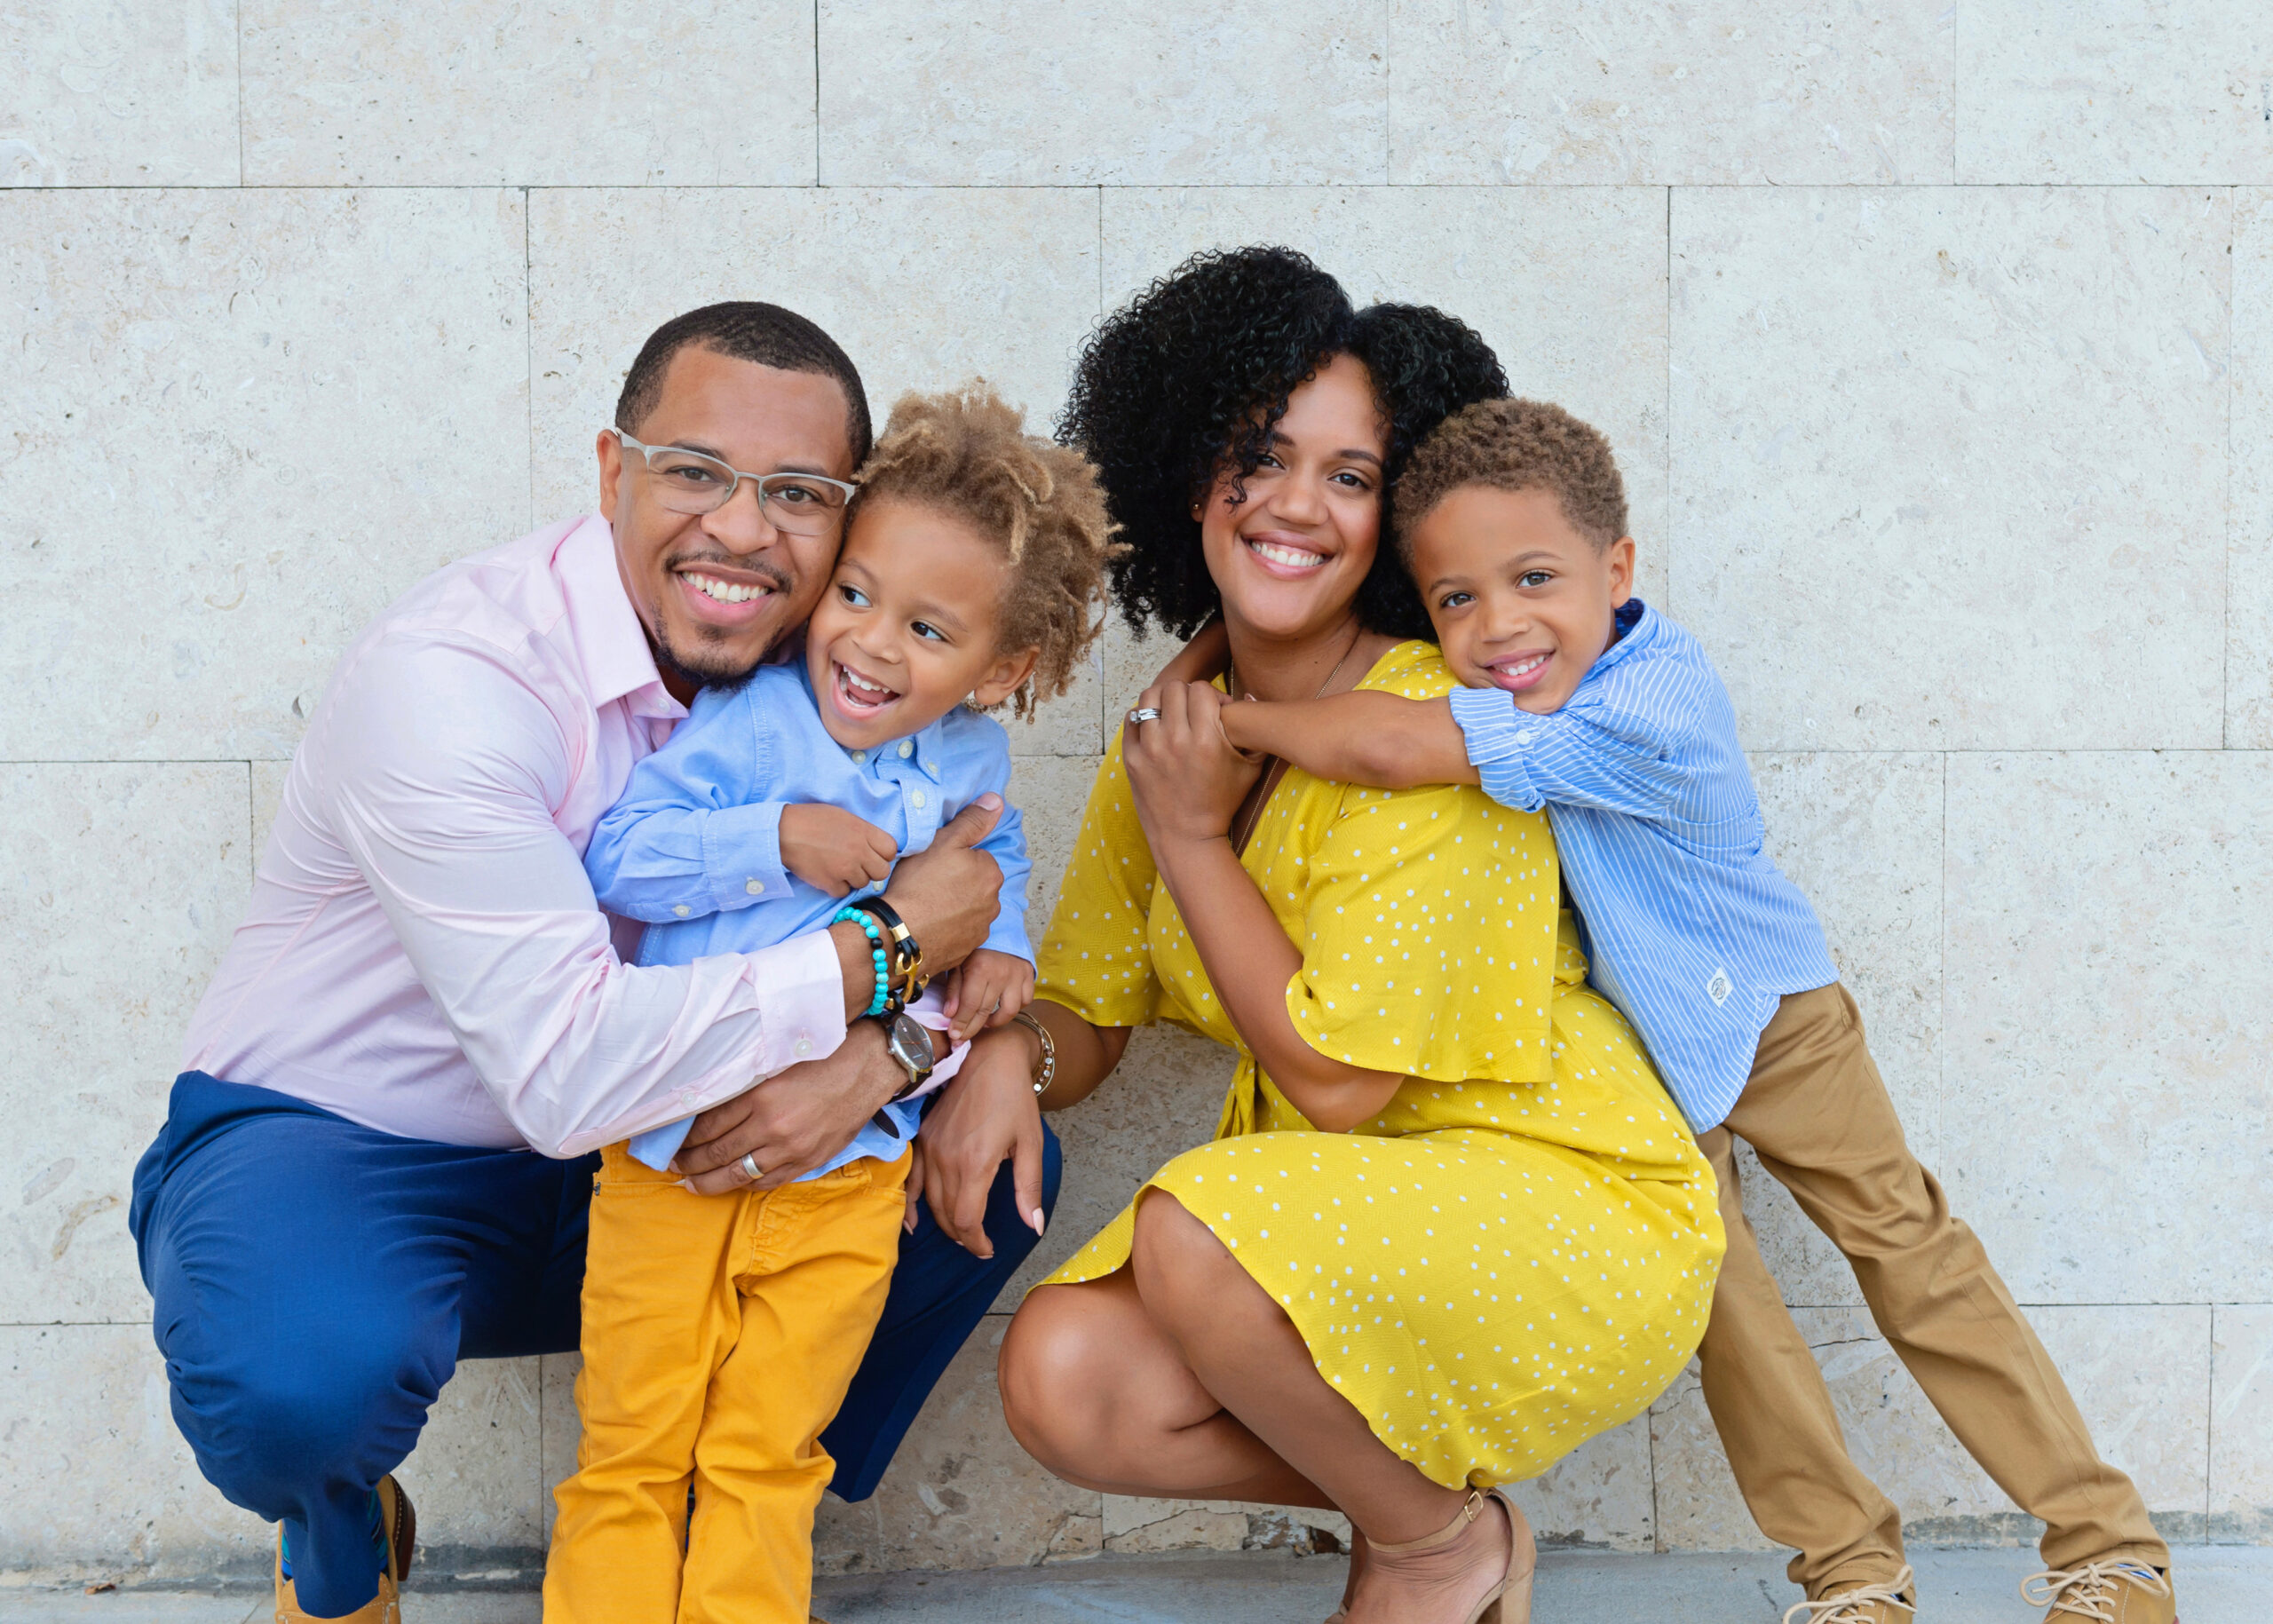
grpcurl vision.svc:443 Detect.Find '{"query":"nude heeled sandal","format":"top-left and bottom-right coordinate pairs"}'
top-left (1327, 1487), bottom-right (1535, 1624)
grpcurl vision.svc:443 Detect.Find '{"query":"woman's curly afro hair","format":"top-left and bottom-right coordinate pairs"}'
top-left (1057, 245), bottom-right (1509, 642)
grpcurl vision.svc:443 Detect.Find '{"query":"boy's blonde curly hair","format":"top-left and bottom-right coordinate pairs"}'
top-left (852, 384), bottom-right (1123, 719)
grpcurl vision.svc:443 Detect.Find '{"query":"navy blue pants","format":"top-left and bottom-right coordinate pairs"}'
top-left (130, 1072), bottom-right (1057, 1617)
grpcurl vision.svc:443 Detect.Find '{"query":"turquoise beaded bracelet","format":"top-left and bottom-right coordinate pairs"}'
top-left (834, 906), bottom-right (892, 1017)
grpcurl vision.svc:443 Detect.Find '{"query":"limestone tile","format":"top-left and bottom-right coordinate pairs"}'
top-left (242, 0), bottom-right (813, 186)
top-left (1956, 1), bottom-right (2273, 185)
top-left (1004, 754), bottom-right (1102, 946)
top-left (1943, 752), bottom-right (2273, 1304)
top-left (1103, 186), bottom-right (1671, 606)
top-left (1669, 186), bottom-right (2229, 752)
top-left (1007, 1025), bottom-right (1236, 1302)
top-left (817, 2), bottom-right (1388, 186)
top-left (1651, 1305), bottom-right (2211, 1551)
top-left (1738, 753), bottom-right (1942, 1309)
top-left (2212, 1305), bottom-right (2273, 1541)
top-left (527, 187), bottom-right (1098, 523)
top-left (1008, 642), bottom-right (1103, 761)
top-left (1102, 1495), bottom-right (1350, 1557)
top-left (400, 1358), bottom-right (544, 1562)
top-left (812, 1314), bottom-right (1101, 1573)
top-left (0, 188), bottom-right (529, 761)
top-left (249, 760), bottom-right (289, 866)
top-left (0, 763), bottom-right (243, 1323)
top-left (1390, 1), bottom-right (1953, 186)
top-left (2231, 190), bottom-right (2273, 748)
top-left (1, 0), bottom-right (238, 186)
top-left (1503, 1412), bottom-right (1653, 1553)
top-left (0, 1324), bottom-right (267, 1585)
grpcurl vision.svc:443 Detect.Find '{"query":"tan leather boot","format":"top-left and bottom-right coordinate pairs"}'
top-left (2023, 1560), bottom-right (2176, 1624)
top-left (1784, 1565), bottom-right (1917, 1624)
top-left (274, 1476), bottom-right (415, 1623)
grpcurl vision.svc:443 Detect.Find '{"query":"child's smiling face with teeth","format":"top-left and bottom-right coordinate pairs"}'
top-left (1410, 484), bottom-right (1635, 716)
top-left (804, 496), bottom-right (1039, 752)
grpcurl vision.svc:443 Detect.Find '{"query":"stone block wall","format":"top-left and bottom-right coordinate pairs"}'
top-left (4, 0), bottom-right (2270, 1582)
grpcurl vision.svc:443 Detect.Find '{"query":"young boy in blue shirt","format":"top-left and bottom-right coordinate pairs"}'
top-left (544, 385), bottom-right (1119, 1624)
top-left (1173, 400), bottom-right (2175, 1624)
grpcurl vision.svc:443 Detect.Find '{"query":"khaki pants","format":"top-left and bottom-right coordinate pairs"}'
top-left (1696, 983), bottom-right (2166, 1597)
top-left (545, 1143), bottom-right (911, 1624)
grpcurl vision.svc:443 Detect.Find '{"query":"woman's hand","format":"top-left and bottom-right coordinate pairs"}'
top-left (913, 1025), bottom-right (1050, 1258)
top-left (1123, 680), bottom-right (1263, 850)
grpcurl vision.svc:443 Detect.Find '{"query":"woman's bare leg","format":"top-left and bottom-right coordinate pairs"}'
top-left (1126, 1192), bottom-right (1521, 1624)
top-left (1001, 1270), bottom-right (1329, 1505)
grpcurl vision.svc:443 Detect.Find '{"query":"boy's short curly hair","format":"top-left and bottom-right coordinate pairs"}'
top-left (852, 384), bottom-right (1122, 719)
top-left (1394, 398), bottom-right (1628, 558)
top-left (1057, 246), bottom-right (1509, 642)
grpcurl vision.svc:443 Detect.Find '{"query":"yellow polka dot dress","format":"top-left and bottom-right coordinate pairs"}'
top-left (1035, 641), bottom-right (1725, 1490)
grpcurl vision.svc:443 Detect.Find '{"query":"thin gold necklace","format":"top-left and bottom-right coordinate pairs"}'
top-left (1226, 618), bottom-right (1363, 853)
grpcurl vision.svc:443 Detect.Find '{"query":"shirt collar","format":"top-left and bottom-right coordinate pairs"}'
top-left (1585, 598), bottom-right (1656, 681)
top-left (556, 515), bottom-right (685, 723)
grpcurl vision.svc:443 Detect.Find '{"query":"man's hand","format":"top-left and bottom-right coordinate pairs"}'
top-left (911, 1025), bottom-right (1049, 1258)
top-left (940, 948), bottom-right (1035, 1045)
top-left (673, 1020), bottom-right (899, 1193)
top-left (780, 804), bottom-right (898, 898)
top-left (880, 795), bottom-right (1004, 976)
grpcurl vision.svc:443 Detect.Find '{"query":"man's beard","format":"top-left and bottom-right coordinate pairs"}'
top-left (652, 622), bottom-right (765, 694)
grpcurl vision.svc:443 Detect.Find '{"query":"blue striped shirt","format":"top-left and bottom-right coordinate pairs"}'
top-left (1447, 600), bottom-right (1837, 1131)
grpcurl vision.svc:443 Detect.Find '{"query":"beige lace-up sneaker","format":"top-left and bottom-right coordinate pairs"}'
top-left (2022, 1560), bottom-right (2175, 1623)
top-left (1783, 1565), bottom-right (1917, 1624)
top-left (274, 1475), bottom-right (414, 1624)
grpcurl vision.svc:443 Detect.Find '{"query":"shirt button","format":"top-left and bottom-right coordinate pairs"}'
top-left (795, 1036), bottom-right (814, 1058)
top-left (898, 741), bottom-right (913, 758)
top-left (1516, 729), bottom-right (1535, 745)
top-left (910, 789), bottom-right (926, 809)
top-left (745, 879), bottom-right (763, 895)
top-left (852, 749), bottom-right (867, 764)
top-left (672, 904), bottom-right (691, 917)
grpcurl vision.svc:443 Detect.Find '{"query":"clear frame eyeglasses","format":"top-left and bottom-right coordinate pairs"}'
top-left (608, 428), bottom-right (859, 536)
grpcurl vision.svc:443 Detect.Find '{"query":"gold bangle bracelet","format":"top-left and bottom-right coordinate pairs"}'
top-left (1009, 1009), bottom-right (1056, 1097)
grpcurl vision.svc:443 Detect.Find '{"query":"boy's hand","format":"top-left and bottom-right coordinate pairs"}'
top-left (940, 949), bottom-right (1034, 1045)
top-left (1153, 618), bottom-right (1230, 686)
top-left (780, 804), bottom-right (898, 897)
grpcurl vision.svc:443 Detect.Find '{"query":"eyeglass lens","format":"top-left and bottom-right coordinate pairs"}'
top-left (640, 446), bottom-right (849, 535)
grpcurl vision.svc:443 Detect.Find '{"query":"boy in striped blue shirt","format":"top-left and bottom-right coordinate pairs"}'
top-left (1182, 400), bottom-right (2174, 1624)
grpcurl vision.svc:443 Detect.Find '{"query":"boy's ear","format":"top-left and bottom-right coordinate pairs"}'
top-left (970, 645), bottom-right (1041, 709)
top-left (1606, 536), bottom-right (1636, 608)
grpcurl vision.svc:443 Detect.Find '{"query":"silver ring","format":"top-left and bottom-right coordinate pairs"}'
top-left (739, 1152), bottom-right (764, 1183)
top-left (1128, 707), bottom-right (1161, 725)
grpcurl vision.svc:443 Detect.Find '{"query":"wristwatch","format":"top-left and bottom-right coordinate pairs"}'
top-left (865, 1004), bottom-right (937, 1139)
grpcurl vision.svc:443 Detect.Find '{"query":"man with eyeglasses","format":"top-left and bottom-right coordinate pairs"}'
top-left (128, 303), bottom-right (1059, 1624)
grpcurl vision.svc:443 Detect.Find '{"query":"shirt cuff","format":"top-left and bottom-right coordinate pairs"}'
top-left (700, 801), bottom-right (790, 912)
top-left (1448, 685), bottom-right (1547, 813)
top-left (737, 926), bottom-right (850, 1078)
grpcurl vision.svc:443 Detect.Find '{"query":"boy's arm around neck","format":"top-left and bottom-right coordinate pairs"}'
top-left (1218, 689), bottom-right (1479, 789)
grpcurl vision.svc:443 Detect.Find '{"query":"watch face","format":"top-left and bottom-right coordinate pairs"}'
top-left (886, 1011), bottom-right (933, 1082)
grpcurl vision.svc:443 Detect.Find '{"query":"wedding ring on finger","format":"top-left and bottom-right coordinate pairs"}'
top-left (739, 1152), bottom-right (764, 1183)
top-left (1127, 707), bottom-right (1162, 725)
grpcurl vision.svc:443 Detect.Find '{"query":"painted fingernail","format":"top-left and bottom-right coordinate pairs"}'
top-left (1030, 1208), bottom-right (1047, 1236)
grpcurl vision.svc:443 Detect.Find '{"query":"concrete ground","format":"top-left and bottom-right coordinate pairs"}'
top-left (0, 1548), bottom-right (2258, 1621)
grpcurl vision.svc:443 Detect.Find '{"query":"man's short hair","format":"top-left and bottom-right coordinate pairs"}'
top-left (615, 301), bottom-right (874, 463)
top-left (1394, 398), bottom-right (1628, 556)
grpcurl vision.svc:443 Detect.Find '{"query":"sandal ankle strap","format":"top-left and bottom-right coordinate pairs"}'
top-left (1361, 1489), bottom-right (1488, 1557)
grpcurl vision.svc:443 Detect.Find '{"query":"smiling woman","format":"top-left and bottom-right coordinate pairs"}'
top-left (913, 249), bottom-right (1725, 1624)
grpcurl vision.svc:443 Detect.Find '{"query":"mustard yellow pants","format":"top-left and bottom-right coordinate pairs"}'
top-left (544, 1143), bottom-right (910, 1624)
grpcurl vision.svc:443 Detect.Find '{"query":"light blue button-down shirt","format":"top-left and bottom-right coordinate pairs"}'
top-left (583, 661), bottom-right (1032, 1176)
top-left (1446, 600), bottom-right (1838, 1132)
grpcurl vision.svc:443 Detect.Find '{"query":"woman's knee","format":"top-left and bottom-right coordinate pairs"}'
top-left (998, 1291), bottom-right (1119, 1470)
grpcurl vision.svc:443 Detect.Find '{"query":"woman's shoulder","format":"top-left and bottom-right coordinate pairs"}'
top-left (1355, 638), bottom-right (1457, 701)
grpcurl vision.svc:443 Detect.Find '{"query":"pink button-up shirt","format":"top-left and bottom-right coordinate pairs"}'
top-left (182, 515), bottom-right (846, 1157)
